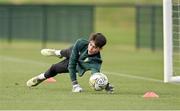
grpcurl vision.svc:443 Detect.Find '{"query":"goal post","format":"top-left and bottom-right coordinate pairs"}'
top-left (164, 0), bottom-right (180, 82)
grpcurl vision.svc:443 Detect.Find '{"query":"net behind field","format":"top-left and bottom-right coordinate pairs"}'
top-left (172, 0), bottom-right (180, 75)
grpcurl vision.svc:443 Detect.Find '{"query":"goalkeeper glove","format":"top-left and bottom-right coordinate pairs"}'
top-left (105, 83), bottom-right (114, 93)
top-left (72, 84), bottom-right (83, 92)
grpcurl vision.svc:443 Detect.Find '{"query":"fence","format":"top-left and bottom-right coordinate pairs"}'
top-left (0, 4), bottom-right (163, 50)
top-left (0, 5), bottom-right (94, 47)
top-left (136, 5), bottom-right (163, 51)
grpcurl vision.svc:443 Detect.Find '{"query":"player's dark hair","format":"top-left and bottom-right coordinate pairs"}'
top-left (89, 33), bottom-right (107, 48)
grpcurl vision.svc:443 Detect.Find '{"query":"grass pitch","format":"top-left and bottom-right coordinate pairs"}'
top-left (0, 41), bottom-right (180, 110)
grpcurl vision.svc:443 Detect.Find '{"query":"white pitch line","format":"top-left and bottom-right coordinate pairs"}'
top-left (0, 55), bottom-right (50, 66)
top-left (104, 72), bottom-right (180, 86)
top-left (1, 55), bottom-right (180, 85)
top-left (104, 71), bottom-right (163, 83)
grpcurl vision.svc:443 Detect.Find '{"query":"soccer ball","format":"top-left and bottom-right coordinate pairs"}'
top-left (89, 73), bottom-right (108, 91)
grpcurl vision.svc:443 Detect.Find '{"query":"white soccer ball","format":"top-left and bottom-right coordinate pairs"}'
top-left (89, 73), bottom-right (108, 91)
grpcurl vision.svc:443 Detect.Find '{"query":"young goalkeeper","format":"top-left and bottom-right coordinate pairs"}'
top-left (26, 32), bottom-right (114, 93)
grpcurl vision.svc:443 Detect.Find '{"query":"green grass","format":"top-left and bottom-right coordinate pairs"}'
top-left (0, 0), bottom-right (176, 109)
top-left (0, 41), bottom-right (180, 110)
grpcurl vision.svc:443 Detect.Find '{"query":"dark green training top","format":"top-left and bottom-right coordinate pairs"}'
top-left (68, 38), bottom-right (102, 82)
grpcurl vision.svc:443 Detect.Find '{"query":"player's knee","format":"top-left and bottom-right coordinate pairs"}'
top-left (49, 64), bottom-right (57, 74)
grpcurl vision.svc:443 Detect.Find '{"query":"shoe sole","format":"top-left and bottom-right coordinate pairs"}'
top-left (26, 77), bottom-right (38, 87)
top-left (41, 49), bottom-right (55, 56)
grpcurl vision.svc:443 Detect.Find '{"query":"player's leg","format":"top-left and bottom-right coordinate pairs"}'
top-left (40, 46), bottom-right (73, 58)
top-left (60, 46), bottom-right (72, 59)
top-left (44, 57), bottom-right (83, 92)
top-left (44, 59), bottom-right (69, 78)
top-left (26, 59), bottom-right (69, 87)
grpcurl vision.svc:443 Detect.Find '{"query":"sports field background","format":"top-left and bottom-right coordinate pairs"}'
top-left (1, 0), bottom-right (180, 110)
top-left (1, 41), bottom-right (180, 110)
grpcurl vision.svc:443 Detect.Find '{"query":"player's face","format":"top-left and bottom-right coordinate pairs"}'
top-left (88, 41), bottom-right (101, 55)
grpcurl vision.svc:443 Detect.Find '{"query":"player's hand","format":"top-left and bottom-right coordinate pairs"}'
top-left (72, 84), bottom-right (83, 92)
top-left (105, 83), bottom-right (114, 93)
